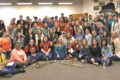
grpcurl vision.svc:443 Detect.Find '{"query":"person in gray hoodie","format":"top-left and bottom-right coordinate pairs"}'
top-left (42, 23), bottom-right (49, 36)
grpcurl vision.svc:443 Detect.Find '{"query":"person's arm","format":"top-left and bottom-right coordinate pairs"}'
top-left (96, 46), bottom-right (101, 58)
top-left (89, 46), bottom-right (94, 58)
top-left (101, 48), bottom-right (105, 57)
top-left (40, 42), bottom-right (46, 54)
top-left (8, 38), bottom-right (11, 49)
top-left (21, 38), bottom-right (24, 48)
top-left (79, 47), bottom-right (83, 55)
top-left (0, 38), bottom-right (2, 46)
top-left (106, 45), bottom-right (113, 57)
top-left (54, 46), bottom-right (59, 55)
top-left (64, 44), bottom-right (67, 56)
top-left (47, 42), bottom-right (52, 53)
top-left (23, 51), bottom-right (27, 62)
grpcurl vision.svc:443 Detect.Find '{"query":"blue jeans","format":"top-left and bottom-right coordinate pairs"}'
top-left (85, 56), bottom-right (101, 63)
top-left (101, 57), bottom-right (113, 66)
top-left (3, 51), bottom-right (11, 58)
top-left (0, 63), bottom-right (19, 76)
top-left (113, 55), bottom-right (120, 61)
top-left (41, 51), bottom-right (52, 60)
top-left (54, 54), bottom-right (65, 60)
top-left (27, 53), bottom-right (42, 61)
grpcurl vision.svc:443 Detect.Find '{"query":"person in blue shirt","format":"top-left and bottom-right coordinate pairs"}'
top-left (107, 15), bottom-right (114, 26)
top-left (42, 16), bottom-right (48, 23)
top-left (47, 18), bottom-right (54, 28)
top-left (101, 38), bottom-right (113, 66)
top-left (54, 37), bottom-right (67, 60)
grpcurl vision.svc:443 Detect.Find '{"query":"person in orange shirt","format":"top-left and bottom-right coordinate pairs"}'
top-left (10, 42), bottom-right (27, 68)
top-left (63, 23), bottom-right (73, 35)
top-left (0, 32), bottom-right (11, 59)
top-left (54, 16), bottom-right (60, 25)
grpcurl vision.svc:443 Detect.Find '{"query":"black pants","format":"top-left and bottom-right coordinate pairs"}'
top-left (68, 49), bottom-right (80, 60)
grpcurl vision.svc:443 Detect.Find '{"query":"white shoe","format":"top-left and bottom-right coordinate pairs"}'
top-left (74, 58), bottom-right (77, 61)
top-left (81, 60), bottom-right (85, 63)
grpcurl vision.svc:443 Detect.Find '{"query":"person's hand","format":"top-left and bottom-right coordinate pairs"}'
top-left (79, 55), bottom-right (82, 58)
top-left (21, 61), bottom-right (25, 64)
top-left (3, 50), bottom-right (6, 53)
top-left (114, 54), bottom-right (116, 57)
top-left (46, 52), bottom-right (49, 56)
top-left (104, 56), bottom-right (107, 62)
top-left (69, 54), bottom-right (72, 57)
top-left (91, 58), bottom-right (95, 63)
top-left (9, 48), bottom-right (11, 51)
top-left (0, 67), bottom-right (2, 71)
top-left (68, 50), bottom-right (71, 53)
top-left (57, 55), bottom-right (60, 58)
top-left (9, 35), bottom-right (11, 38)
top-left (76, 45), bottom-right (79, 48)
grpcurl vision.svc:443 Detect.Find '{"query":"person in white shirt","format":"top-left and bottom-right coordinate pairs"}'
top-left (85, 29), bottom-right (92, 45)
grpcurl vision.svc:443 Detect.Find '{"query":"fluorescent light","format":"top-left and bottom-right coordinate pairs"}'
top-left (0, 3), bottom-right (12, 5)
top-left (38, 2), bottom-right (53, 5)
top-left (17, 3), bottom-right (32, 5)
top-left (58, 2), bottom-right (73, 5)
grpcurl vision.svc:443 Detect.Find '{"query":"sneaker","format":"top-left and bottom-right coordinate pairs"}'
top-left (19, 69), bottom-right (25, 73)
top-left (81, 60), bottom-right (85, 63)
top-left (3, 74), bottom-right (12, 78)
top-left (74, 58), bottom-right (77, 61)
top-left (66, 55), bottom-right (71, 60)
top-left (93, 62), bottom-right (99, 66)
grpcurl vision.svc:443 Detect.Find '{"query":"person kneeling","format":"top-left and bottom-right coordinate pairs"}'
top-left (54, 38), bottom-right (67, 60)
top-left (24, 39), bottom-right (42, 66)
top-left (40, 36), bottom-right (52, 60)
top-left (101, 38), bottom-right (113, 66)
top-left (85, 39), bottom-right (101, 66)
top-left (0, 46), bottom-right (25, 78)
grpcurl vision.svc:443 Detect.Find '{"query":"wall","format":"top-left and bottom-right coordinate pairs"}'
top-left (0, 5), bottom-right (82, 26)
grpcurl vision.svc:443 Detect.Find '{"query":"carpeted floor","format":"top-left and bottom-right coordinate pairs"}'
top-left (0, 60), bottom-right (120, 80)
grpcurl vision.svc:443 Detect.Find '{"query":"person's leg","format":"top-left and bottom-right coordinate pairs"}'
top-left (34, 53), bottom-right (42, 61)
top-left (3, 52), bottom-right (7, 58)
top-left (14, 61), bottom-right (23, 68)
top-left (48, 51), bottom-right (52, 60)
top-left (95, 57), bottom-right (101, 63)
top-left (59, 54), bottom-right (65, 60)
top-left (53, 54), bottom-right (58, 59)
top-left (101, 57), bottom-right (104, 64)
top-left (0, 69), bottom-right (10, 76)
top-left (106, 57), bottom-right (113, 66)
top-left (42, 52), bottom-right (47, 60)
top-left (85, 56), bottom-right (92, 63)
top-left (113, 55), bottom-right (120, 61)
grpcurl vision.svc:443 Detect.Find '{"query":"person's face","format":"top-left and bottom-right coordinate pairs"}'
top-left (13, 19), bottom-right (15, 23)
top-left (114, 17), bottom-right (118, 22)
top-left (50, 29), bottom-right (53, 34)
top-left (55, 23), bottom-right (58, 27)
top-left (30, 40), bottom-right (34, 46)
top-left (72, 21), bottom-right (74, 25)
top-left (79, 18), bottom-right (82, 21)
top-left (103, 19), bottom-right (107, 23)
top-left (74, 39), bottom-right (78, 44)
top-left (102, 40), bottom-right (106, 46)
top-left (34, 23), bottom-right (37, 27)
top-left (84, 18), bottom-right (87, 21)
top-left (76, 22), bottom-right (79, 25)
top-left (29, 29), bottom-right (32, 34)
top-left (26, 17), bottom-right (29, 20)
top-left (15, 44), bottom-right (20, 49)
top-left (55, 17), bottom-right (58, 21)
top-left (92, 31), bottom-right (96, 36)
top-left (97, 15), bottom-right (100, 18)
top-left (20, 16), bottom-right (23, 20)
top-left (84, 23), bottom-right (87, 27)
top-left (93, 39), bottom-right (97, 46)
top-left (78, 29), bottom-right (81, 34)
top-left (20, 21), bottom-right (23, 24)
top-left (82, 39), bottom-right (86, 45)
top-left (61, 15), bottom-right (64, 17)
top-left (112, 32), bottom-right (115, 38)
top-left (45, 16), bottom-right (47, 19)
top-left (58, 38), bottom-right (62, 43)
top-left (0, 48), bottom-right (3, 53)
top-left (25, 25), bottom-right (28, 28)
top-left (45, 23), bottom-right (48, 27)
top-left (48, 19), bottom-right (51, 23)
top-left (11, 20), bottom-right (14, 24)
top-left (94, 18), bottom-right (97, 22)
top-left (1, 20), bottom-right (4, 24)
top-left (29, 19), bottom-right (32, 23)
top-left (44, 19), bottom-right (46, 22)
top-left (17, 32), bottom-right (21, 37)
top-left (60, 18), bottom-right (63, 22)
top-left (65, 17), bottom-right (67, 20)
top-left (38, 19), bottom-right (41, 23)
top-left (89, 16), bottom-right (92, 19)
top-left (38, 30), bottom-right (41, 35)
top-left (60, 23), bottom-right (63, 26)
top-left (97, 23), bottom-right (101, 28)
top-left (83, 14), bottom-right (85, 18)
top-left (108, 15), bottom-right (112, 20)
top-left (67, 33), bottom-right (70, 38)
top-left (103, 31), bottom-right (107, 37)
top-left (66, 24), bottom-right (69, 28)
top-left (18, 25), bottom-right (21, 29)
top-left (44, 37), bottom-right (48, 42)
top-left (62, 33), bottom-right (65, 36)
top-left (85, 30), bottom-right (89, 34)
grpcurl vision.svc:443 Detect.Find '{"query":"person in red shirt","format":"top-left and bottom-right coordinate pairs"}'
top-left (37, 18), bottom-right (43, 28)
top-left (63, 23), bottom-right (73, 35)
top-left (24, 39), bottom-right (42, 65)
top-left (54, 16), bottom-right (60, 25)
top-left (40, 36), bottom-right (52, 60)
top-left (66, 39), bottom-right (81, 60)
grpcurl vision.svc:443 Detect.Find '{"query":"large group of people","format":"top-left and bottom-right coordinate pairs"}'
top-left (0, 13), bottom-right (120, 78)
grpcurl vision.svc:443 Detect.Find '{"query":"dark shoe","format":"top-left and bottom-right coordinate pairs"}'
top-left (3, 73), bottom-right (12, 78)
top-left (19, 69), bottom-right (25, 73)
top-left (66, 55), bottom-right (71, 60)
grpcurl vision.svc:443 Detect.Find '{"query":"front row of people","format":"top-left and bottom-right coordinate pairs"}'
top-left (0, 31), bottom-right (120, 78)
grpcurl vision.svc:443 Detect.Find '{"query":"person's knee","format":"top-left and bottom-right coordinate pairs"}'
top-left (85, 56), bottom-right (89, 60)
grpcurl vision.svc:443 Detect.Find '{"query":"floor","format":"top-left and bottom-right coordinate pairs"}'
top-left (0, 60), bottom-right (120, 80)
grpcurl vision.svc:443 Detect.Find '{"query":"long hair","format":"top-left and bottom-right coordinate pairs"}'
top-left (37, 29), bottom-right (42, 39)
top-left (0, 20), bottom-right (5, 31)
top-left (42, 36), bottom-right (49, 46)
top-left (74, 39), bottom-right (80, 49)
top-left (101, 38), bottom-right (108, 50)
top-left (66, 32), bottom-right (72, 40)
top-left (103, 30), bottom-right (109, 37)
top-left (43, 23), bottom-right (49, 32)
top-left (75, 21), bottom-right (80, 33)
top-left (56, 37), bottom-right (64, 47)
top-left (16, 24), bottom-right (22, 32)
top-left (48, 28), bottom-right (55, 37)
top-left (81, 39), bottom-right (88, 49)
top-left (53, 22), bottom-right (60, 32)
top-left (15, 32), bottom-right (22, 42)
top-left (65, 23), bottom-right (71, 31)
top-left (111, 31), bottom-right (118, 39)
top-left (92, 38), bottom-right (99, 48)
top-left (23, 23), bottom-right (29, 30)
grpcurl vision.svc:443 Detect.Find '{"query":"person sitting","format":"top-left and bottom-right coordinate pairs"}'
top-left (32, 23), bottom-right (40, 34)
top-left (0, 32), bottom-right (11, 59)
top-left (102, 31), bottom-right (110, 45)
top-left (47, 18), bottom-right (54, 28)
top-left (111, 31), bottom-right (120, 61)
top-left (53, 23), bottom-right (61, 37)
top-left (85, 29), bottom-right (92, 45)
top-left (40, 36), bottom-right (52, 60)
top-left (24, 39), bottom-right (42, 66)
top-left (101, 38), bottom-right (113, 66)
top-left (10, 42), bottom-right (27, 69)
top-left (74, 21), bottom-right (83, 34)
top-left (54, 38), bottom-right (67, 60)
top-left (79, 39), bottom-right (90, 63)
top-left (0, 46), bottom-right (25, 78)
top-left (37, 18), bottom-right (43, 29)
top-left (59, 31), bottom-right (67, 43)
top-left (63, 23), bottom-right (73, 35)
top-left (42, 23), bottom-right (49, 36)
top-left (23, 23), bottom-right (29, 36)
top-left (85, 39), bottom-right (101, 65)
top-left (67, 39), bottom-right (81, 60)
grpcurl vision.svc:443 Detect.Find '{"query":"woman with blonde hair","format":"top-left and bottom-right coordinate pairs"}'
top-left (53, 22), bottom-right (61, 37)
top-left (79, 39), bottom-right (90, 63)
top-left (54, 37), bottom-right (67, 59)
top-left (63, 23), bottom-right (73, 35)
top-left (85, 29), bottom-right (92, 45)
top-left (111, 31), bottom-right (120, 61)
top-left (83, 22), bottom-right (91, 33)
top-left (74, 21), bottom-right (83, 34)
top-left (66, 32), bottom-right (74, 47)
top-left (67, 39), bottom-right (81, 60)
top-left (78, 17), bottom-right (83, 26)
